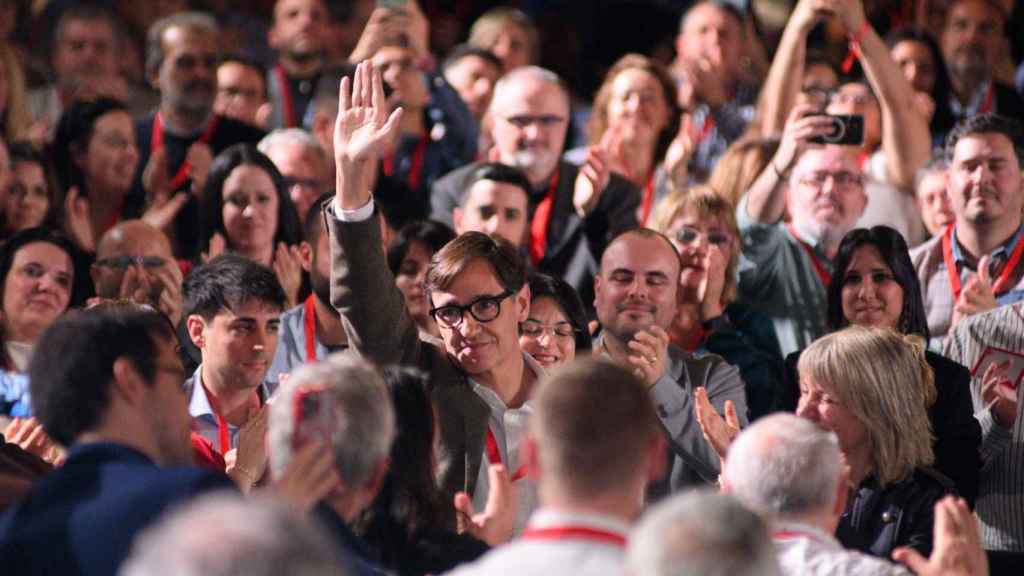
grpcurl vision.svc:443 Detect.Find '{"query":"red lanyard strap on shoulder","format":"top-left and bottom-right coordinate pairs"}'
top-left (787, 223), bottom-right (831, 287)
top-left (485, 427), bottom-right (529, 482)
top-left (529, 169), bottom-right (561, 265)
top-left (521, 526), bottom-right (627, 548)
top-left (274, 64), bottom-right (298, 128)
top-left (304, 295), bottom-right (318, 362)
top-left (943, 224), bottom-right (1024, 300)
top-left (151, 112), bottom-right (220, 192)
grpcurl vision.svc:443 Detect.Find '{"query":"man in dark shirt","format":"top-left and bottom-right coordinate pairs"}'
top-left (0, 304), bottom-right (234, 575)
top-left (131, 12), bottom-right (266, 259)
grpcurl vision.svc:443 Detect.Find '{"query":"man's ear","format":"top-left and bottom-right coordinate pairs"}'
top-left (299, 241), bottom-right (314, 273)
top-left (110, 356), bottom-right (146, 407)
top-left (592, 274), bottom-right (602, 309)
top-left (516, 282), bottom-right (531, 322)
top-left (186, 315), bottom-right (207, 349)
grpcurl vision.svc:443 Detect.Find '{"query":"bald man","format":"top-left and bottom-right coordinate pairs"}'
top-left (91, 220), bottom-right (183, 326)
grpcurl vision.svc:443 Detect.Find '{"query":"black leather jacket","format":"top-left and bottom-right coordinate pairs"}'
top-left (837, 467), bottom-right (955, 559)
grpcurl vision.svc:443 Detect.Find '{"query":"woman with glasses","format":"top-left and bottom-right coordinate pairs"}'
top-left (50, 98), bottom-right (141, 253)
top-left (517, 273), bottom-right (591, 370)
top-left (650, 185), bottom-right (785, 419)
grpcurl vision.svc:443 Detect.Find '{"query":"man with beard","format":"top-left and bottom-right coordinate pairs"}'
top-left (183, 255), bottom-right (285, 457)
top-left (911, 113), bottom-right (1024, 342)
top-left (737, 105), bottom-right (868, 356)
top-left (131, 13), bottom-right (266, 259)
top-left (29, 5), bottom-right (124, 142)
top-left (431, 66), bottom-right (640, 315)
top-left (266, 0), bottom-right (329, 129)
top-left (940, 0), bottom-right (1024, 133)
top-left (592, 228), bottom-right (747, 495)
top-left (267, 195), bottom-right (347, 385)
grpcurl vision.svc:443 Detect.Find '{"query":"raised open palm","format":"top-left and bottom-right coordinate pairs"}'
top-left (334, 61), bottom-right (403, 166)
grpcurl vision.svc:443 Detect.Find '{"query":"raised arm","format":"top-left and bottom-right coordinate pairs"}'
top-left (755, 0), bottom-right (822, 136)
top-left (744, 104), bottom-right (834, 224)
top-left (833, 0), bottom-right (930, 190)
top-left (328, 62), bottom-right (417, 366)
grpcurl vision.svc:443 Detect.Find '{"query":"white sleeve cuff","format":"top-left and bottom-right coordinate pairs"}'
top-left (332, 196), bottom-right (375, 222)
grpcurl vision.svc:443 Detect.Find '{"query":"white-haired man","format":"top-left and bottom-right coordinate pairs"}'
top-left (258, 128), bottom-right (330, 219)
top-left (268, 355), bottom-right (394, 575)
top-left (430, 66), bottom-right (640, 313)
top-left (722, 413), bottom-right (989, 576)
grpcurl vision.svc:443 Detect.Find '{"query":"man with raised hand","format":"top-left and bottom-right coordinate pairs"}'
top-left (327, 61), bottom-right (539, 537)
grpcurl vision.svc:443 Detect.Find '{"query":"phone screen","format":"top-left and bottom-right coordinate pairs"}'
top-left (292, 386), bottom-right (332, 449)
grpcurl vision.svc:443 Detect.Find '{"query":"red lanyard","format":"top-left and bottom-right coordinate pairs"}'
top-left (696, 114), bottom-right (715, 145)
top-left (787, 223), bottom-right (831, 287)
top-left (151, 112), bottom-right (219, 192)
top-left (529, 170), bottom-right (561, 265)
top-left (941, 224), bottom-right (1024, 301)
top-left (639, 173), bottom-right (655, 226)
top-left (979, 83), bottom-right (995, 114)
top-left (303, 295), bottom-right (319, 362)
top-left (485, 427), bottom-right (529, 482)
top-left (773, 530), bottom-right (826, 544)
top-left (274, 64), bottom-right (299, 128)
top-left (383, 134), bottom-right (428, 191)
top-left (521, 526), bottom-right (627, 548)
top-left (199, 382), bottom-right (258, 455)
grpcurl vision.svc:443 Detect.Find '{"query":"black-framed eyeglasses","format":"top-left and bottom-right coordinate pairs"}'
top-left (520, 319), bottom-right (580, 339)
top-left (94, 255), bottom-right (168, 270)
top-left (429, 290), bottom-right (514, 328)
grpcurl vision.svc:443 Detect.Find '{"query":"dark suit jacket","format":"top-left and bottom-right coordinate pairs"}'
top-left (326, 209), bottom-right (489, 501)
top-left (430, 160), bottom-right (640, 316)
top-left (0, 442), bottom-right (233, 575)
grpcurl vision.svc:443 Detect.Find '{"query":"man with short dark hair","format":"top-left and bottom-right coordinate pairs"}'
top-left (453, 163), bottom-right (531, 247)
top-left (266, 0), bottom-right (329, 129)
top-left (131, 12), bottom-right (266, 259)
top-left (215, 56), bottom-right (270, 129)
top-left (593, 228), bottom-right (747, 493)
top-left (268, 194), bottom-right (347, 385)
top-left (0, 304), bottom-right (233, 575)
top-left (448, 359), bottom-right (666, 574)
top-left (941, 0), bottom-right (1024, 128)
top-left (911, 113), bottom-right (1024, 342)
top-left (29, 5), bottom-right (123, 139)
top-left (329, 62), bottom-right (541, 535)
top-left (442, 44), bottom-right (503, 123)
top-left (183, 255), bottom-right (285, 459)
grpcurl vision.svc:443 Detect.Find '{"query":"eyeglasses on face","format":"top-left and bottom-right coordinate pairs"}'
top-left (499, 114), bottom-right (566, 129)
top-left (94, 255), bottom-right (168, 270)
top-left (798, 171), bottom-right (864, 189)
top-left (673, 227), bottom-right (731, 246)
top-left (520, 319), bottom-right (579, 339)
top-left (429, 289), bottom-right (514, 328)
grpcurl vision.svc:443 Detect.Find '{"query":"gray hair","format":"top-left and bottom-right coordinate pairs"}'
top-left (145, 12), bottom-right (219, 80)
top-left (487, 65), bottom-right (568, 117)
top-left (258, 128), bottom-right (328, 165)
top-left (268, 355), bottom-right (395, 487)
top-left (723, 414), bottom-right (842, 518)
top-left (120, 492), bottom-right (349, 576)
top-left (913, 153), bottom-right (948, 194)
top-left (626, 490), bottom-right (781, 576)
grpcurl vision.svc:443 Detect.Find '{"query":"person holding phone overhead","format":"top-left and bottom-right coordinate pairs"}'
top-left (736, 104), bottom-right (868, 356)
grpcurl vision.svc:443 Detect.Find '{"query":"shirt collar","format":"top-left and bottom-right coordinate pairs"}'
top-left (188, 365), bottom-right (213, 418)
top-left (526, 508), bottom-right (632, 538)
top-left (951, 223), bottom-right (1024, 266)
top-left (950, 79), bottom-right (992, 117)
top-left (770, 519), bottom-right (840, 547)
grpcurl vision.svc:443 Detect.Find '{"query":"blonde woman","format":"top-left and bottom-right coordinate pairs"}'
top-left (697, 326), bottom-right (954, 559)
top-left (650, 185), bottom-right (783, 418)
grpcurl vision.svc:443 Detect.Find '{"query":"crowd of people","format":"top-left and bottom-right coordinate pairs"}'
top-left (0, 0), bottom-right (1021, 574)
